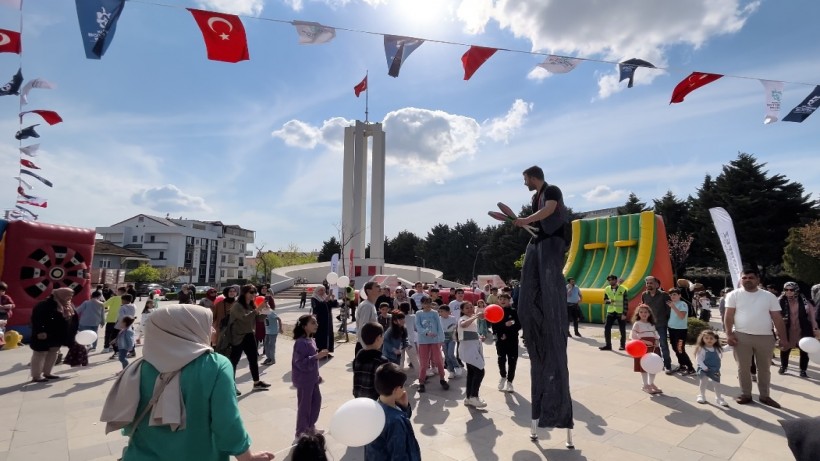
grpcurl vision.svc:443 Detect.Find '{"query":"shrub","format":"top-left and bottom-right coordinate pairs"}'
top-left (686, 317), bottom-right (711, 344)
top-left (164, 292), bottom-right (179, 301)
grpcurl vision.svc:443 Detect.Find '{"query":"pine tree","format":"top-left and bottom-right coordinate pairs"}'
top-left (617, 192), bottom-right (652, 215)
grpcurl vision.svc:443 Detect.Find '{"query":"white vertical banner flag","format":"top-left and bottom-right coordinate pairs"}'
top-left (292, 21), bottom-right (336, 44)
top-left (330, 253), bottom-right (340, 298)
top-left (760, 79), bottom-right (784, 124)
top-left (709, 207), bottom-right (743, 288)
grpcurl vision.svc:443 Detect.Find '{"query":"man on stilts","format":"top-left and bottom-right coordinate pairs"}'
top-left (513, 165), bottom-right (575, 447)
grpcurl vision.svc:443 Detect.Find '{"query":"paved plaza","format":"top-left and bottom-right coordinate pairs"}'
top-left (0, 299), bottom-right (814, 460)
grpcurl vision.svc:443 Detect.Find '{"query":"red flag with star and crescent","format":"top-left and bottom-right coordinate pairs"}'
top-left (188, 8), bottom-right (249, 63)
top-left (670, 72), bottom-right (723, 104)
top-left (0, 28), bottom-right (21, 54)
top-left (21, 159), bottom-right (40, 169)
top-left (354, 75), bottom-right (367, 97)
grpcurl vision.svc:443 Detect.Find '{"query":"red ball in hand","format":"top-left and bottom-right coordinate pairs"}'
top-left (625, 339), bottom-right (648, 358)
top-left (254, 295), bottom-right (266, 307)
top-left (484, 304), bottom-right (504, 323)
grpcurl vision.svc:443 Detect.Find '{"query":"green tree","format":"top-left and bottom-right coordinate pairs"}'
top-left (385, 231), bottom-right (423, 266)
top-left (317, 237), bottom-right (340, 262)
top-left (688, 153), bottom-right (818, 271)
top-left (653, 190), bottom-right (691, 236)
top-left (125, 264), bottom-right (160, 283)
top-left (783, 226), bottom-right (820, 283)
top-left (617, 192), bottom-right (652, 215)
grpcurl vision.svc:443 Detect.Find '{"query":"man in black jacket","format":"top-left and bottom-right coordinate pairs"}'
top-left (491, 293), bottom-right (520, 393)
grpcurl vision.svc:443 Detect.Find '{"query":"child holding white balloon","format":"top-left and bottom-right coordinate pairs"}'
top-left (694, 329), bottom-right (728, 406)
top-left (365, 362), bottom-right (421, 461)
top-left (630, 304), bottom-right (663, 394)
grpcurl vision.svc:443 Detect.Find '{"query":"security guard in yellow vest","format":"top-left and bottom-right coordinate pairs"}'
top-left (599, 274), bottom-right (629, 351)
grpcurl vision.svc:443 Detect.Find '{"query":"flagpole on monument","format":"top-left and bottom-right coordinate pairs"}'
top-left (364, 70), bottom-right (369, 123)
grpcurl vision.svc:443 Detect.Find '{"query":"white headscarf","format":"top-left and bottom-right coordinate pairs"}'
top-left (312, 286), bottom-right (326, 303)
top-left (101, 304), bottom-right (213, 434)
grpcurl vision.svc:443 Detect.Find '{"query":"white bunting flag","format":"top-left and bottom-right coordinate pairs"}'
top-left (292, 21), bottom-right (336, 45)
top-left (760, 80), bottom-right (784, 124)
top-left (20, 78), bottom-right (56, 105)
top-left (14, 177), bottom-right (33, 189)
top-left (536, 55), bottom-right (581, 74)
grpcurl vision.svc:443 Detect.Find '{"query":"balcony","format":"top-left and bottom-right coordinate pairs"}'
top-left (143, 242), bottom-right (169, 250)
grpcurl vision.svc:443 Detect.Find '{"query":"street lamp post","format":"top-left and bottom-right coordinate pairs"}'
top-left (472, 245), bottom-right (489, 282)
top-left (414, 256), bottom-right (425, 282)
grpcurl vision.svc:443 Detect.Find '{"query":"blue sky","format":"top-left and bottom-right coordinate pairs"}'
top-left (1, 0), bottom-right (818, 252)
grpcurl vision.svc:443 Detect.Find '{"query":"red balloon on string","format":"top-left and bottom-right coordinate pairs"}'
top-left (254, 295), bottom-right (266, 307)
top-left (215, 295), bottom-right (225, 304)
top-left (625, 340), bottom-right (648, 358)
top-left (154, 289), bottom-right (161, 295)
top-left (484, 304), bottom-right (504, 323)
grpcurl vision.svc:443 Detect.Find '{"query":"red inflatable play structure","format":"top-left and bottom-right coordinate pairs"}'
top-left (0, 219), bottom-right (95, 340)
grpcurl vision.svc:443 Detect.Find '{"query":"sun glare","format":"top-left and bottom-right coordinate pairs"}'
top-left (394, 0), bottom-right (449, 26)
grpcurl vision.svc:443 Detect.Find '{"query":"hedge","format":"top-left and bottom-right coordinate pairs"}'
top-left (686, 317), bottom-right (712, 344)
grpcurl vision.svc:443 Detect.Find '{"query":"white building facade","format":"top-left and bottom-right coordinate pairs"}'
top-left (96, 215), bottom-right (254, 286)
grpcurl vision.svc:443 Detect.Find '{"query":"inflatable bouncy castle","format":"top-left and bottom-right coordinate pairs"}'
top-left (0, 219), bottom-right (95, 340)
top-left (563, 211), bottom-right (674, 323)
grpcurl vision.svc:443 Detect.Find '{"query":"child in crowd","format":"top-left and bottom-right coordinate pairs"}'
top-left (695, 330), bottom-right (727, 406)
top-left (113, 294), bottom-right (136, 359)
top-left (475, 299), bottom-right (490, 341)
top-left (415, 296), bottom-right (449, 393)
top-left (113, 316), bottom-right (135, 371)
top-left (377, 302), bottom-right (392, 331)
top-left (75, 290), bottom-right (105, 350)
top-left (439, 304), bottom-right (461, 378)
top-left (292, 314), bottom-right (329, 440)
top-left (102, 287), bottom-right (126, 354)
top-left (631, 304), bottom-right (663, 395)
top-left (290, 433), bottom-right (329, 461)
top-left (666, 288), bottom-right (695, 375)
top-left (137, 299), bottom-right (155, 346)
top-left (383, 311), bottom-right (409, 366)
top-left (354, 322), bottom-right (389, 399)
top-left (398, 302), bottom-right (420, 371)
top-left (458, 301), bottom-right (487, 407)
top-left (492, 293), bottom-right (520, 393)
top-left (365, 363), bottom-right (421, 461)
top-left (262, 302), bottom-right (282, 366)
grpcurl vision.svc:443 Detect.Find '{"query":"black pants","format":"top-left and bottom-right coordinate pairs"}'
top-left (299, 298), bottom-right (306, 309)
top-left (229, 333), bottom-right (260, 382)
top-left (466, 364), bottom-right (485, 398)
top-left (567, 303), bottom-right (581, 333)
top-left (496, 339), bottom-right (518, 382)
top-left (104, 322), bottom-right (117, 348)
top-left (781, 348), bottom-right (809, 371)
top-left (668, 328), bottom-right (694, 370)
top-left (604, 312), bottom-right (626, 347)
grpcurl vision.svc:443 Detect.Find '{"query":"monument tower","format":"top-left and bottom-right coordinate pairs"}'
top-left (341, 120), bottom-right (386, 278)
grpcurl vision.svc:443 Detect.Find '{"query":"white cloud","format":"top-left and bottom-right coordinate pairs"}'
top-left (456, 0), bottom-right (760, 97)
top-left (195, 0), bottom-right (264, 15)
top-left (131, 185), bottom-right (212, 213)
top-left (281, 0), bottom-right (385, 11)
top-left (482, 99), bottom-right (532, 143)
top-left (271, 117), bottom-right (353, 149)
top-left (583, 185), bottom-right (626, 203)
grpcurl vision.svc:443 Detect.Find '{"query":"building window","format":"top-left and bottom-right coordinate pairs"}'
top-left (222, 241), bottom-right (226, 248)
top-left (159, 251), bottom-right (164, 260)
top-left (132, 236), bottom-right (138, 243)
top-left (238, 271), bottom-right (243, 279)
top-left (140, 235), bottom-right (143, 242)
top-left (99, 259), bottom-right (111, 268)
top-left (220, 269), bottom-right (225, 277)
top-left (230, 240), bottom-right (236, 249)
top-left (195, 239), bottom-right (199, 245)
top-left (221, 255), bottom-right (226, 263)
top-left (192, 268), bottom-right (197, 277)
top-left (149, 235), bottom-right (155, 243)
top-left (187, 236), bottom-right (194, 245)
top-left (138, 216), bottom-right (144, 222)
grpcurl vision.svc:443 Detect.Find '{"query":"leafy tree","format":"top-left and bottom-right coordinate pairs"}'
top-left (667, 232), bottom-right (694, 279)
top-left (653, 191), bottom-right (691, 236)
top-left (783, 226), bottom-right (820, 283)
top-left (158, 267), bottom-right (185, 286)
top-left (386, 231), bottom-right (423, 266)
top-left (317, 237), bottom-right (340, 262)
top-left (797, 220), bottom-right (820, 258)
top-left (125, 264), bottom-right (160, 283)
top-left (617, 192), bottom-right (652, 215)
top-left (253, 246), bottom-right (279, 283)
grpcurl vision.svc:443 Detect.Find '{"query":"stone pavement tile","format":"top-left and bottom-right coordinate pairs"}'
top-left (736, 427), bottom-right (791, 458)
top-left (6, 439), bottom-right (68, 461)
top-left (9, 421), bottom-right (66, 450)
top-left (730, 446), bottom-right (792, 461)
top-left (68, 442), bottom-right (114, 461)
top-left (678, 418), bottom-right (754, 459)
top-left (608, 432), bottom-right (707, 461)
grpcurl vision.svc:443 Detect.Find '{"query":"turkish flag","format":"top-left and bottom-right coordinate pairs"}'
top-left (0, 28), bottom-right (21, 54)
top-left (20, 159), bottom-right (40, 169)
top-left (20, 109), bottom-right (63, 125)
top-left (462, 46), bottom-right (497, 80)
top-left (670, 72), bottom-right (723, 104)
top-left (188, 8), bottom-right (249, 63)
top-left (354, 75), bottom-right (367, 97)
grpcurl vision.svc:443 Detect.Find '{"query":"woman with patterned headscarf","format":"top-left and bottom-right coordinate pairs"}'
top-left (778, 282), bottom-right (819, 378)
top-left (30, 287), bottom-right (78, 382)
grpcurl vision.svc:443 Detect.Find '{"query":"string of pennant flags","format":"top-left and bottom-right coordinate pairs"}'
top-left (3, 2), bottom-right (820, 218)
top-left (0, 0), bottom-right (59, 220)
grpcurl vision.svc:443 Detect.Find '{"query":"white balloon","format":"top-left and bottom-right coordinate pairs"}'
top-left (360, 287), bottom-right (367, 299)
top-left (329, 398), bottom-right (386, 447)
top-left (75, 330), bottom-right (98, 346)
top-left (640, 353), bottom-right (664, 374)
top-left (798, 337), bottom-right (820, 354)
top-left (326, 272), bottom-right (339, 285)
top-left (337, 276), bottom-right (350, 287)
top-left (809, 351), bottom-right (820, 364)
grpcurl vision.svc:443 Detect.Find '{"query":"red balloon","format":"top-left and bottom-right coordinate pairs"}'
top-left (154, 289), bottom-right (161, 295)
top-left (215, 295), bottom-right (225, 304)
top-left (484, 304), bottom-right (504, 323)
top-left (254, 295), bottom-right (266, 307)
top-left (625, 340), bottom-right (648, 358)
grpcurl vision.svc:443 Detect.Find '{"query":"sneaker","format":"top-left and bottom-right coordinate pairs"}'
top-left (440, 379), bottom-right (450, 390)
top-left (498, 378), bottom-right (507, 391)
top-left (464, 397), bottom-right (475, 407)
top-left (759, 396), bottom-right (781, 409)
top-left (418, 384), bottom-right (426, 393)
top-left (618, 345), bottom-right (626, 351)
top-left (454, 367), bottom-right (462, 377)
top-left (696, 395), bottom-right (706, 404)
top-left (472, 397), bottom-right (488, 408)
top-left (261, 359), bottom-right (273, 366)
top-left (574, 331), bottom-right (582, 337)
top-left (716, 398), bottom-right (729, 407)
top-left (599, 345), bottom-right (612, 351)
top-left (109, 353), bottom-right (117, 360)
top-left (448, 370), bottom-right (456, 379)
top-left (800, 370), bottom-right (808, 378)
top-left (504, 381), bottom-right (515, 393)
top-left (778, 367), bottom-right (786, 375)
top-left (751, 374), bottom-right (757, 382)
top-left (253, 381), bottom-right (271, 390)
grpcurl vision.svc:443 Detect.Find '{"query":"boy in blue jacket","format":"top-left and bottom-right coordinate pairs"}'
top-left (365, 363), bottom-right (421, 461)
